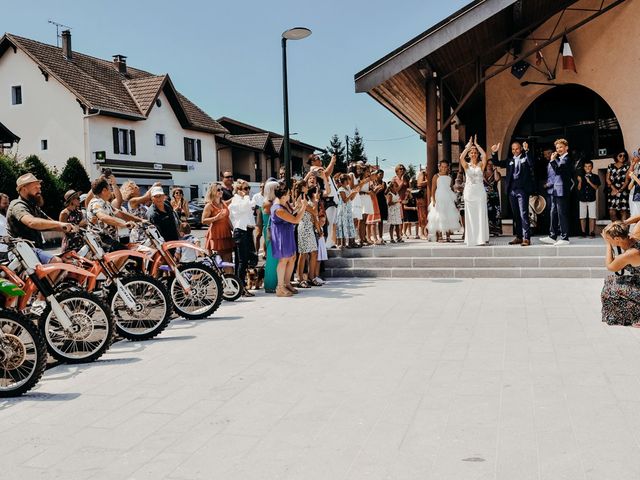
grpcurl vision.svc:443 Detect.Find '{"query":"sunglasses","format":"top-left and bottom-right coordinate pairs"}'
top-left (224, 175), bottom-right (233, 179)
top-left (239, 187), bottom-right (250, 191)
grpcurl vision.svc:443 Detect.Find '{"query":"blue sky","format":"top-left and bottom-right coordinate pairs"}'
top-left (6, 0), bottom-right (469, 173)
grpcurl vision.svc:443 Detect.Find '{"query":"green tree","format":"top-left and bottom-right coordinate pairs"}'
top-left (407, 164), bottom-right (417, 180)
top-left (348, 128), bottom-right (367, 164)
top-left (21, 155), bottom-right (65, 218)
top-left (60, 157), bottom-right (91, 193)
top-left (0, 155), bottom-right (22, 200)
top-left (324, 134), bottom-right (347, 173)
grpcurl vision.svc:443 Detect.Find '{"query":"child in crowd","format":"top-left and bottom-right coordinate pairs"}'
top-left (386, 181), bottom-right (403, 243)
top-left (176, 222), bottom-right (200, 263)
top-left (336, 174), bottom-right (362, 249)
top-left (366, 176), bottom-right (382, 245)
top-left (403, 179), bottom-right (419, 239)
top-left (428, 161), bottom-right (461, 242)
top-left (577, 159), bottom-right (601, 237)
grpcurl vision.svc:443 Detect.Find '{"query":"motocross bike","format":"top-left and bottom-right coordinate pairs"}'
top-left (0, 279), bottom-right (47, 397)
top-left (0, 236), bottom-right (114, 363)
top-left (64, 228), bottom-right (172, 341)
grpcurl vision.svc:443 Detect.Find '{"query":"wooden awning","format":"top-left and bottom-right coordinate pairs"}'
top-left (354, 0), bottom-right (625, 135)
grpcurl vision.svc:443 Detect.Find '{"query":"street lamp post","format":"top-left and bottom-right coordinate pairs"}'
top-left (282, 27), bottom-right (311, 186)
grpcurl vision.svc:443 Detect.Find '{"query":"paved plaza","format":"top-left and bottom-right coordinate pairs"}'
top-left (2, 277), bottom-right (640, 479)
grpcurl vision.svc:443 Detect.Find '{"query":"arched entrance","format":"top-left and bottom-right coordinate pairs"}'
top-left (512, 84), bottom-right (624, 161)
top-left (507, 84), bottom-right (625, 230)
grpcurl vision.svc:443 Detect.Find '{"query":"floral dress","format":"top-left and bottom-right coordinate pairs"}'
top-left (61, 208), bottom-right (85, 253)
top-left (484, 172), bottom-right (502, 236)
top-left (601, 242), bottom-right (640, 325)
top-left (297, 201), bottom-right (318, 254)
top-left (336, 187), bottom-right (356, 239)
top-left (607, 163), bottom-right (630, 211)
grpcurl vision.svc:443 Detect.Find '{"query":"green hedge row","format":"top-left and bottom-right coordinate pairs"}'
top-left (0, 155), bottom-right (90, 218)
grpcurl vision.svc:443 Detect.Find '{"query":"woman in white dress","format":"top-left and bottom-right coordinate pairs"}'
top-left (427, 161), bottom-right (461, 242)
top-left (459, 136), bottom-right (490, 246)
top-left (628, 153), bottom-right (640, 221)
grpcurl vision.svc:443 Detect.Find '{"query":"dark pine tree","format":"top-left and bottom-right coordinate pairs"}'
top-left (348, 128), bottom-right (367, 164)
top-left (0, 155), bottom-right (22, 200)
top-left (325, 134), bottom-right (347, 173)
top-left (60, 157), bottom-right (91, 194)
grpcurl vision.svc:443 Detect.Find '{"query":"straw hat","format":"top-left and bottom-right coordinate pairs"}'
top-left (64, 189), bottom-right (80, 205)
top-left (529, 195), bottom-right (547, 215)
top-left (16, 173), bottom-right (42, 191)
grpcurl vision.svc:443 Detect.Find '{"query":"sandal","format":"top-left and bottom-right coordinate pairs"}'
top-left (276, 286), bottom-right (292, 297)
top-left (310, 278), bottom-right (323, 287)
top-left (299, 280), bottom-right (311, 288)
top-left (285, 284), bottom-right (299, 294)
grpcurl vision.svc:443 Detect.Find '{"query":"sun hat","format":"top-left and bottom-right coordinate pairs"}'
top-left (149, 186), bottom-right (165, 197)
top-left (16, 173), bottom-right (42, 191)
top-left (529, 195), bottom-right (547, 215)
top-left (64, 189), bottom-right (80, 205)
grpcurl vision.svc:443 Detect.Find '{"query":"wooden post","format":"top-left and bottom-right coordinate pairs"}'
top-left (425, 72), bottom-right (438, 183)
top-left (441, 96), bottom-right (452, 165)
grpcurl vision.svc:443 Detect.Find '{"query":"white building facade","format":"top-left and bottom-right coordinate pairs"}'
top-left (0, 32), bottom-right (227, 199)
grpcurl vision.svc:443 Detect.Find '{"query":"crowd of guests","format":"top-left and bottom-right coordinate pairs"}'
top-left (0, 146), bottom-right (638, 317)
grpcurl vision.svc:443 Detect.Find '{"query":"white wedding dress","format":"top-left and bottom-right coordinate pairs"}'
top-left (463, 164), bottom-right (490, 246)
top-left (427, 174), bottom-right (461, 234)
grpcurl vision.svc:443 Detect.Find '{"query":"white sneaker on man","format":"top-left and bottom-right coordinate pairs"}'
top-left (554, 239), bottom-right (570, 246)
top-left (539, 236), bottom-right (556, 245)
top-left (313, 277), bottom-right (325, 285)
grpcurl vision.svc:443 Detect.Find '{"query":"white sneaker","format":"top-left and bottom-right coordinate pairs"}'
top-left (539, 236), bottom-right (556, 245)
top-left (313, 277), bottom-right (325, 285)
top-left (554, 239), bottom-right (570, 246)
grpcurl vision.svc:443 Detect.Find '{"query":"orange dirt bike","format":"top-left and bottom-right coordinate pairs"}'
top-left (0, 236), bottom-right (113, 364)
top-left (134, 222), bottom-right (223, 320)
top-left (62, 228), bottom-right (172, 341)
top-left (0, 279), bottom-right (47, 397)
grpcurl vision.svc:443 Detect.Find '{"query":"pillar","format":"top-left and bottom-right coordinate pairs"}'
top-left (441, 96), bottom-right (452, 165)
top-left (425, 73), bottom-right (438, 183)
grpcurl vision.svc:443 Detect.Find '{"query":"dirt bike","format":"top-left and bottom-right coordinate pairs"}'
top-left (0, 279), bottom-right (47, 397)
top-left (136, 223), bottom-right (223, 319)
top-left (0, 236), bottom-right (114, 363)
top-left (205, 254), bottom-right (242, 302)
top-left (64, 228), bottom-right (172, 341)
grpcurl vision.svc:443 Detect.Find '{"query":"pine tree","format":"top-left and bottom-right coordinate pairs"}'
top-left (325, 134), bottom-right (347, 173)
top-left (60, 157), bottom-right (91, 194)
top-left (21, 155), bottom-right (65, 218)
top-left (348, 128), bottom-right (367, 164)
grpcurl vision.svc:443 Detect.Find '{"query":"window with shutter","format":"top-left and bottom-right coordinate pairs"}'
top-left (112, 127), bottom-right (120, 154)
top-left (196, 139), bottom-right (202, 162)
top-left (129, 130), bottom-right (136, 156)
top-left (184, 137), bottom-right (190, 161)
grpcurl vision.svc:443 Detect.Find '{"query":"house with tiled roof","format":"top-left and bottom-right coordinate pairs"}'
top-left (0, 30), bottom-right (227, 199)
top-left (215, 117), bottom-right (323, 182)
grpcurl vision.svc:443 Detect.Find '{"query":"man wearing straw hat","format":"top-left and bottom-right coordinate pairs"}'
top-left (6, 173), bottom-right (74, 264)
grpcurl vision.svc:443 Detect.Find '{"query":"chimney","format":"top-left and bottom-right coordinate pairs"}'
top-left (61, 30), bottom-right (72, 60)
top-left (113, 54), bottom-right (127, 74)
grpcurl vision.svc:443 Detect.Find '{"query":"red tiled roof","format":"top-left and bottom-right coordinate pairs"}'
top-left (1, 33), bottom-right (227, 133)
top-left (226, 133), bottom-right (270, 150)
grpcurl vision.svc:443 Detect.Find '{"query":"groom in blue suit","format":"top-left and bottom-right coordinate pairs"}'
top-left (540, 138), bottom-right (574, 246)
top-left (491, 141), bottom-right (535, 246)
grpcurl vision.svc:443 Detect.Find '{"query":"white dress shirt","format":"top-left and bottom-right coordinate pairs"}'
top-left (0, 213), bottom-right (8, 252)
top-left (228, 194), bottom-right (256, 231)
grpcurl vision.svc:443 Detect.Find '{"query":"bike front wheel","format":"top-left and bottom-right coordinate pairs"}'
top-left (169, 263), bottom-right (223, 319)
top-left (0, 310), bottom-right (47, 397)
top-left (109, 274), bottom-right (171, 341)
top-left (39, 291), bottom-right (114, 363)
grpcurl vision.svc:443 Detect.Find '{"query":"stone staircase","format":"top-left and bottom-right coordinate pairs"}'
top-left (324, 236), bottom-right (607, 279)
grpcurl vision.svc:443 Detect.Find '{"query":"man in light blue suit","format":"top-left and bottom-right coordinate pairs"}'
top-left (540, 138), bottom-right (574, 246)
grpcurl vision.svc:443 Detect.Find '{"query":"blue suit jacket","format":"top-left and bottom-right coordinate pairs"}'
top-left (545, 154), bottom-right (574, 197)
top-left (491, 151), bottom-right (535, 194)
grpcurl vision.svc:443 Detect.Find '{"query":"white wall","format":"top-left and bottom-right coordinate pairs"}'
top-left (0, 47), bottom-right (85, 170)
top-left (86, 91), bottom-right (218, 199)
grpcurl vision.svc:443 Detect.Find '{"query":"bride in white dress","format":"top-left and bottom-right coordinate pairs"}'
top-left (460, 136), bottom-right (490, 246)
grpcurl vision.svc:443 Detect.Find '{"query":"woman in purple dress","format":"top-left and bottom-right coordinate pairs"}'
top-left (271, 185), bottom-right (306, 297)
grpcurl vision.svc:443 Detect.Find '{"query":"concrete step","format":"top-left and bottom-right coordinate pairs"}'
top-left (328, 244), bottom-right (605, 259)
top-left (326, 256), bottom-right (606, 269)
top-left (324, 267), bottom-right (608, 279)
